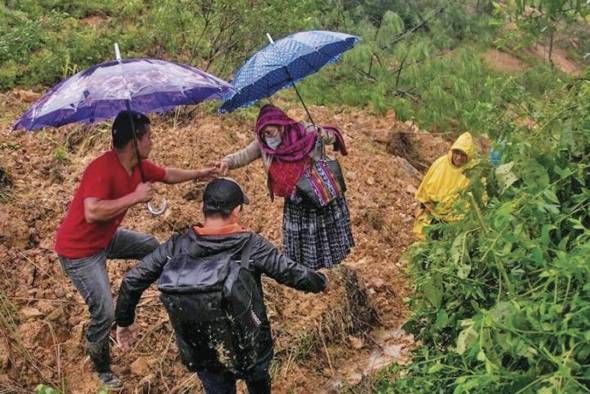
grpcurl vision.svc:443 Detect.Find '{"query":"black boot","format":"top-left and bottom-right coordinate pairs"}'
top-left (86, 339), bottom-right (122, 389)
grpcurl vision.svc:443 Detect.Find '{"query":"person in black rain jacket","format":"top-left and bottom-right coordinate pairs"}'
top-left (114, 177), bottom-right (327, 394)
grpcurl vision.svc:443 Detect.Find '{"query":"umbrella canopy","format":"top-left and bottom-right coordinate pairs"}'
top-left (14, 58), bottom-right (232, 131)
top-left (219, 30), bottom-right (359, 113)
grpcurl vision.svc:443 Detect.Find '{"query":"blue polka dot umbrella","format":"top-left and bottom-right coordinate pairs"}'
top-left (219, 30), bottom-right (359, 122)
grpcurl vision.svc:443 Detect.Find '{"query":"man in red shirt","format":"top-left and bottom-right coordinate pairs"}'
top-left (55, 111), bottom-right (218, 388)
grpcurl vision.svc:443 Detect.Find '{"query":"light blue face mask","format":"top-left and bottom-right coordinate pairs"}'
top-left (265, 136), bottom-right (282, 150)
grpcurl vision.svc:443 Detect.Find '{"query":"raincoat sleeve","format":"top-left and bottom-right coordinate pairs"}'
top-left (115, 233), bottom-right (181, 327)
top-left (415, 161), bottom-right (438, 204)
top-left (249, 234), bottom-right (326, 293)
top-left (222, 140), bottom-right (262, 169)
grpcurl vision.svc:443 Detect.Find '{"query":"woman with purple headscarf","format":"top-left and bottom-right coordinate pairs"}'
top-left (216, 104), bottom-right (354, 269)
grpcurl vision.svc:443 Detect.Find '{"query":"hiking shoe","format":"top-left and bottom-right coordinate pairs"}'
top-left (97, 371), bottom-right (123, 390)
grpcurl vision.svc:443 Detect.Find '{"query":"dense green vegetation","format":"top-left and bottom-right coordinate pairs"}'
top-left (0, 0), bottom-right (321, 89)
top-left (2, 0), bottom-right (589, 393)
top-left (378, 76), bottom-right (590, 393)
top-left (2, 0), bottom-right (584, 132)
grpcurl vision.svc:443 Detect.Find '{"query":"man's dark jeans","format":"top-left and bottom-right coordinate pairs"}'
top-left (197, 365), bottom-right (272, 394)
top-left (58, 228), bottom-right (159, 345)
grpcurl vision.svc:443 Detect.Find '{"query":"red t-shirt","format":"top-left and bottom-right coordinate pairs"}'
top-left (54, 150), bottom-right (166, 258)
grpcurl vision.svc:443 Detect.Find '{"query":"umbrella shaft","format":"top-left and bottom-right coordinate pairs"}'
top-left (293, 83), bottom-right (315, 126)
top-left (285, 69), bottom-right (315, 126)
top-left (125, 101), bottom-right (145, 182)
top-left (113, 43), bottom-right (121, 61)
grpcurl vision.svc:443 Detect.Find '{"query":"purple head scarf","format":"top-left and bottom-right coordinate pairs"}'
top-left (255, 105), bottom-right (317, 162)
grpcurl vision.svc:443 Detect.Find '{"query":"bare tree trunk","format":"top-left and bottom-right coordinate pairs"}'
top-left (548, 28), bottom-right (555, 69)
top-left (395, 52), bottom-right (409, 88)
top-left (367, 15), bottom-right (383, 78)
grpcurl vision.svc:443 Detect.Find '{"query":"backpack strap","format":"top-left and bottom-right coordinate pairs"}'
top-left (239, 234), bottom-right (255, 270)
top-left (187, 240), bottom-right (203, 257)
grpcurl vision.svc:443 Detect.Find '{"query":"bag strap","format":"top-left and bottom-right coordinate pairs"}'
top-left (305, 122), bottom-right (327, 161)
top-left (314, 125), bottom-right (328, 160)
top-left (239, 234), bottom-right (255, 270)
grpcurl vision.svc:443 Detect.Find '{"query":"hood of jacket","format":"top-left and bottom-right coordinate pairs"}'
top-left (447, 132), bottom-right (476, 166)
top-left (185, 226), bottom-right (252, 259)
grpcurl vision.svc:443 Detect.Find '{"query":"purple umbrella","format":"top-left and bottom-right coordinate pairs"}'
top-left (13, 57), bottom-right (232, 131)
top-left (13, 46), bottom-right (232, 214)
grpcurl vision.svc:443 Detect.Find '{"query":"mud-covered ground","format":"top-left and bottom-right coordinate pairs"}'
top-left (0, 93), bottom-right (449, 393)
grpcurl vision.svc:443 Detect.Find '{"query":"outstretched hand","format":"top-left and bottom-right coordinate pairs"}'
top-left (196, 166), bottom-right (221, 181)
top-left (210, 161), bottom-right (229, 176)
top-left (116, 324), bottom-right (137, 351)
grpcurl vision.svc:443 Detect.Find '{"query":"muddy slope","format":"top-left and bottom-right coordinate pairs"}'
top-left (0, 101), bottom-right (447, 393)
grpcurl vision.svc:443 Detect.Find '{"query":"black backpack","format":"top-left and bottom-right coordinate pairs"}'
top-left (157, 235), bottom-right (267, 375)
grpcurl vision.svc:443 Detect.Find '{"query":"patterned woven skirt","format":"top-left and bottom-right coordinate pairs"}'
top-left (282, 196), bottom-right (354, 270)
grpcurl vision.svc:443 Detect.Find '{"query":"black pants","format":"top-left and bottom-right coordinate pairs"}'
top-left (197, 367), bottom-right (271, 394)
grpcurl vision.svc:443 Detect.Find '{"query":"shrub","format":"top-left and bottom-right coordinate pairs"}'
top-left (379, 74), bottom-right (590, 394)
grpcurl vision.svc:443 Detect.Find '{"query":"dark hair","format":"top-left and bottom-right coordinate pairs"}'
top-left (202, 208), bottom-right (234, 219)
top-left (112, 111), bottom-right (151, 150)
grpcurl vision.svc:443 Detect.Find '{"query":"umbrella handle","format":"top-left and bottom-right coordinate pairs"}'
top-left (146, 197), bottom-right (168, 216)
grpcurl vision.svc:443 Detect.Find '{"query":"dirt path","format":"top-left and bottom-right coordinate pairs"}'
top-left (482, 43), bottom-right (583, 76)
top-left (0, 100), bottom-right (446, 393)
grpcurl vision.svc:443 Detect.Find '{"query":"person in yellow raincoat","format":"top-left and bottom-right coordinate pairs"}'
top-left (413, 132), bottom-right (478, 238)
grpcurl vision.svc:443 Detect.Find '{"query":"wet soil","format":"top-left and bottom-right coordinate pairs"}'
top-left (0, 97), bottom-right (447, 393)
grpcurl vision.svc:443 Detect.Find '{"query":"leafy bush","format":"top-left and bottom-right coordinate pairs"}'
top-left (35, 385), bottom-right (60, 394)
top-left (0, 3), bottom-right (118, 89)
top-left (0, 0), bottom-right (325, 90)
top-left (378, 76), bottom-right (590, 393)
top-left (299, 2), bottom-right (516, 131)
top-left (35, 384), bottom-right (108, 394)
top-left (1, 0), bottom-right (564, 139)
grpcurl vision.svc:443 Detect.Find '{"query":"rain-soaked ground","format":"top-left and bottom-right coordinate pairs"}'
top-left (0, 93), bottom-right (451, 393)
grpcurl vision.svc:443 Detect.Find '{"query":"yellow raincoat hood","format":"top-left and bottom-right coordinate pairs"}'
top-left (415, 132), bottom-right (477, 220)
top-left (448, 131), bottom-right (476, 163)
